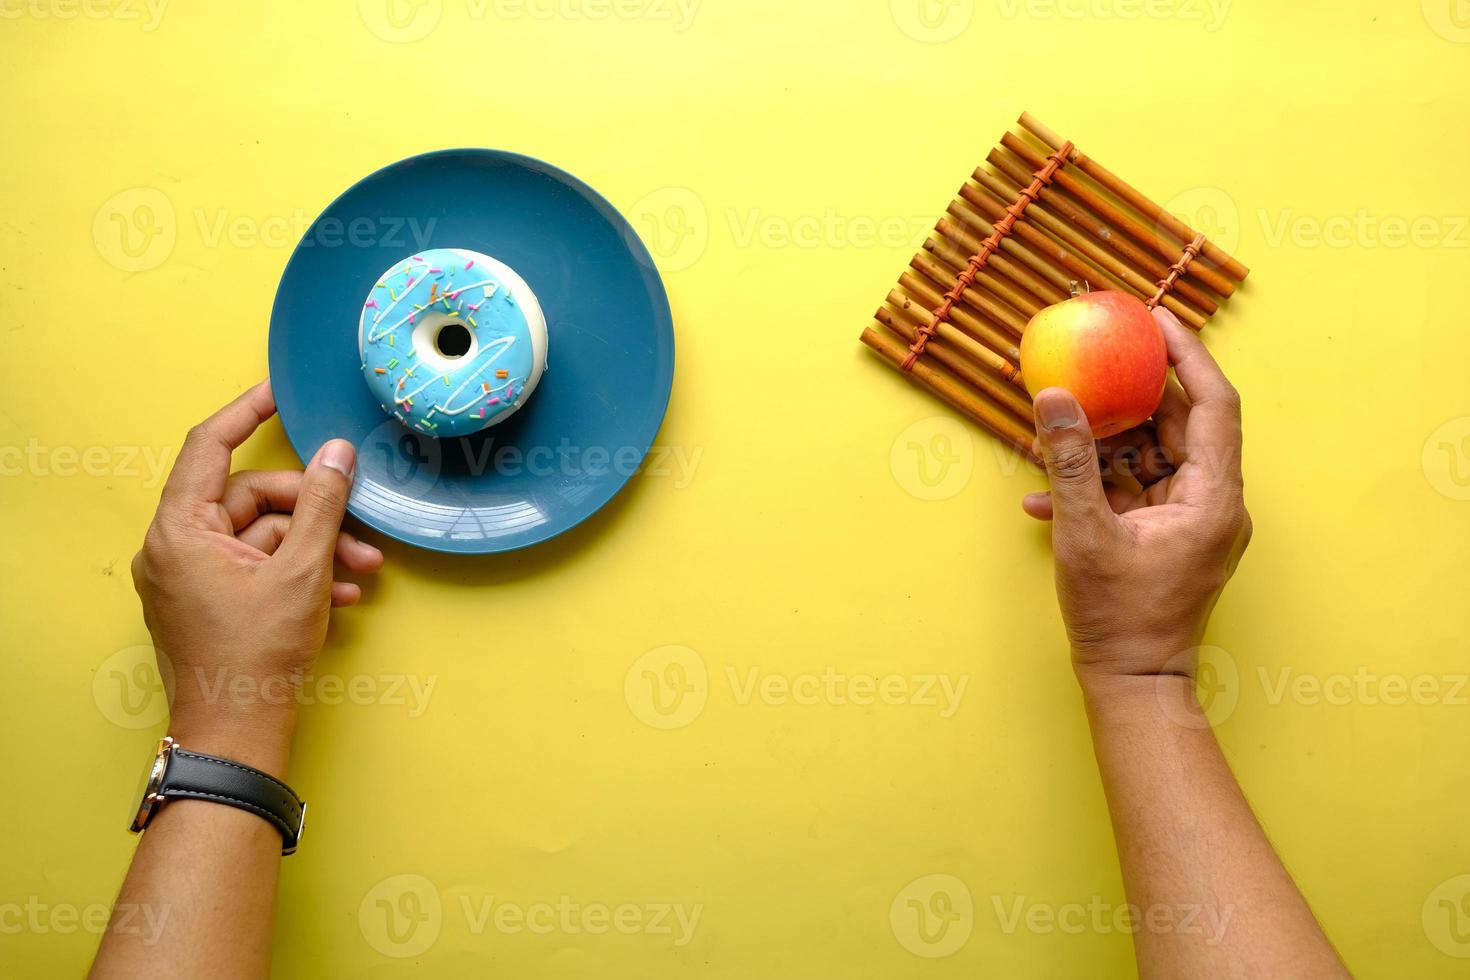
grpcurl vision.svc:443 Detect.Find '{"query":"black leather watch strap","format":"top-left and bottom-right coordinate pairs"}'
top-left (158, 748), bottom-right (306, 855)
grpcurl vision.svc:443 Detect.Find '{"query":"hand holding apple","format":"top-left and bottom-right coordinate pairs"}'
top-left (1021, 307), bottom-right (1252, 682)
top-left (1019, 290), bottom-right (1168, 438)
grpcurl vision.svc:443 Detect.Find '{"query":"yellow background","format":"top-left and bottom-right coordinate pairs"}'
top-left (4, 0), bottom-right (1470, 975)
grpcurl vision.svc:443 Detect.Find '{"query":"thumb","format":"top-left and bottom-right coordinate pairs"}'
top-left (1031, 388), bottom-right (1111, 527)
top-left (278, 439), bottom-right (356, 571)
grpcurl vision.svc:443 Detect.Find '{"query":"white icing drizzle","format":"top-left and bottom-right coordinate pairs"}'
top-left (397, 335), bottom-right (518, 416)
top-left (362, 260), bottom-right (427, 338)
top-left (358, 251), bottom-right (544, 435)
top-left (367, 277), bottom-right (502, 344)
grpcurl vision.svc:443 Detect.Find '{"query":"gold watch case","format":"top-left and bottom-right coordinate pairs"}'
top-left (129, 735), bottom-right (176, 833)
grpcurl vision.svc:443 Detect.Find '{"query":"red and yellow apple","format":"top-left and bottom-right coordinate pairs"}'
top-left (1019, 290), bottom-right (1167, 438)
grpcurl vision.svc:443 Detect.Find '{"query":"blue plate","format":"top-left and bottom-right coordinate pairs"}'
top-left (269, 150), bottom-right (675, 554)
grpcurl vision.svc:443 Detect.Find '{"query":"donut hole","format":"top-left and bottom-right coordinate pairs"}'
top-left (435, 322), bottom-right (473, 359)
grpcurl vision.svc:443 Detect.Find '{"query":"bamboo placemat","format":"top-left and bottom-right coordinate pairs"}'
top-left (861, 112), bottom-right (1249, 464)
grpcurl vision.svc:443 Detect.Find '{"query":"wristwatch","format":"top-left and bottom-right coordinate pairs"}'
top-left (129, 736), bottom-right (307, 855)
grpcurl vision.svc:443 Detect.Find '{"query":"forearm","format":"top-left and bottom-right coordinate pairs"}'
top-left (91, 386), bottom-right (364, 978)
top-left (90, 711), bottom-right (294, 980)
top-left (1082, 670), bottom-right (1348, 979)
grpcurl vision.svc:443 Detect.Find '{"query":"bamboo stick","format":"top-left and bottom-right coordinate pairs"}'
top-left (1019, 112), bottom-right (1250, 282)
top-left (977, 159), bottom-right (1215, 323)
top-left (978, 157), bottom-right (1220, 314)
top-left (862, 326), bottom-right (1039, 464)
top-left (959, 180), bottom-right (1209, 330)
top-left (876, 307), bottom-right (1033, 420)
top-left (959, 182), bottom-right (1137, 303)
top-left (920, 237), bottom-right (1032, 335)
top-left (878, 301), bottom-right (1021, 389)
top-left (997, 138), bottom-right (1240, 301)
top-left (893, 277), bottom-right (1020, 363)
top-left (931, 219), bottom-right (1046, 318)
top-left (952, 187), bottom-right (1097, 295)
top-left (942, 202), bottom-right (1071, 305)
top-left (1000, 132), bottom-right (1240, 298)
top-left (883, 290), bottom-right (1021, 380)
top-left (944, 200), bottom-right (1071, 304)
top-left (908, 249), bottom-right (1030, 340)
top-left (934, 215), bottom-right (1050, 312)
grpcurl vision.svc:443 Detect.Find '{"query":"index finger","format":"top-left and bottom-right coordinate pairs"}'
top-left (1156, 308), bottom-right (1239, 417)
top-left (160, 380), bottom-right (277, 509)
top-left (1154, 308), bottom-right (1243, 489)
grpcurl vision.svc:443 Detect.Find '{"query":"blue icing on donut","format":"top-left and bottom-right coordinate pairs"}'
top-left (358, 247), bottom-right (545, 438)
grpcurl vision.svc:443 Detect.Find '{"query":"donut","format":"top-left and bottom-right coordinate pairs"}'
top-left (358, 247), bottom-right (548, 438)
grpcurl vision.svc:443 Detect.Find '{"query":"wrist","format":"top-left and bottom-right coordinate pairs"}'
top-left (1070, 627), bottom-right (1204, 684)
top-left (167, 657), bottom-right (309, 720)
top-left (167, 704), bottom-right (295, 780)
top-left (1076, 666), bottom-right (1212, 735)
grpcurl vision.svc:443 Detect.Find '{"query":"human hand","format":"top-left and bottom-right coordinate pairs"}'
top-left (1022, 308), bottom-right (1251, 689)
top-left (131, 381), bottom-right (382, 762)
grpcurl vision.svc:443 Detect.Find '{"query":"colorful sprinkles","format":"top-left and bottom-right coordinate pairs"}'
top-left (358, 248), bottom-right (542, 437)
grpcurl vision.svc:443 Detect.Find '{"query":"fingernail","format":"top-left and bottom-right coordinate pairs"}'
top-left (320, 439), bottom-right (355, 477)
top-left (1035, 390), bottom-right (1078, 431)
top-left (1152, 306), bottom-right (1182, 329)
